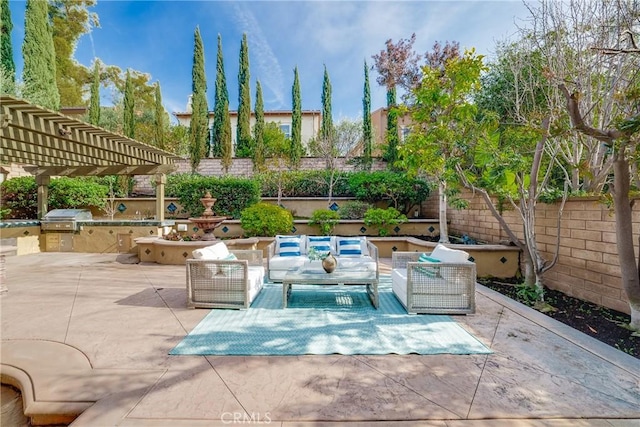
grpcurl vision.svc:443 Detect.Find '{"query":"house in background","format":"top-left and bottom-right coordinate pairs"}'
top-left (174, 100), bottom-right (321, 153)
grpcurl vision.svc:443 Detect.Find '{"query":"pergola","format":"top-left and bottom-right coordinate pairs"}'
top-left (0, 95), bottom-right (179, 220)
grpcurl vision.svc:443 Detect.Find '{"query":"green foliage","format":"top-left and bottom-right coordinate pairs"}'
top-left (308, 209), bottom-right (340, 235)
top-left (1, 0), bottom-right (16, 93)
top-left (88, 61), bottom-right (100, 125)
top-left (153, 82), bottom-right (165, 149)
top-left (123, 70), bottom-right (135, 138)
top-left (212, 34), bottom-right (229, 158)
top-left (515, 283), bottom-right (544, 306)
top-left (383, 88), bottom-right (399, 166)
top-left (189, 26), bottom-right (208, 171)
top-left (290, 67), bottom-right (303, 167)
top-left (22, 0), bottom-right (59, 110)
top-left (338, 200), bottom-right (372, 219)
top-left (169, 174), bottom-right (260, 219)
top-left (235, 33), bottom-right (252, 158)
top-left (257, 170), bottom-right (351, 198)
top-left (347, 171), bottom-right (431, 214)
top-left (253, 81), bottom-right (265, 172)
top-left (0, 176), bottom-right (38, 218)
top-left (361, 60), bottom-right (372, 170)
top-left (240, 202), bottom-right (293, 237)
top-left (320, 65), bottom-right (334, 143)
top-left (0, 177), bottom-right (108, 219)
top-left (220, 99), bottom-right (233, 173)
top-left (363, 207), bottom-right (407, 236)
top-left (48, 177), bottom-right (108, 210)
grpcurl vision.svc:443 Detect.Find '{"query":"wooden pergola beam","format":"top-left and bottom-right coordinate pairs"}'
top-left (0, 95), bottom-right (180, 220)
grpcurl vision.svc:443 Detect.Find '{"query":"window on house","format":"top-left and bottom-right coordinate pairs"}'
top-left (279, 124), bottom-right (291, 138)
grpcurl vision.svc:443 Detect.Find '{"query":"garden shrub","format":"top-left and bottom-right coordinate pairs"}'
top-left (363, 207), bottom-right (408, 237)
top-left (171, 174), bottom-right (260, 219)
top-left (338, 200), bottom-right (372, 219)
top-left (0, 176), bottom-right (108, 219)
top-left (49, 177), bottom-right (108, 211)
top-left (348, 171), bottom-right (431, 214)
top-left (256, 170), bottom-right (352, 198)
top-left (240, 202), bottom-right (293, 237)
top-left (0, 176), bottom-right (38, 219)
top-left (308, 209), bottom-right (340, 235)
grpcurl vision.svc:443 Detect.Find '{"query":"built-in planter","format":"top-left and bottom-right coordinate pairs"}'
top-left (135, 236), bottom-right (260, 265)
top-left (168, 218), bottom-right (441, 240)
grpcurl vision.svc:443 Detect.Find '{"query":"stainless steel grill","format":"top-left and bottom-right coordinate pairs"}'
top-left (41, 209), bottom-right (92, 232)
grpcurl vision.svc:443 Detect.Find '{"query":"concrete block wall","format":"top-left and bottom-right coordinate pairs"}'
top-left (435, 190), bottom-right (633, 314)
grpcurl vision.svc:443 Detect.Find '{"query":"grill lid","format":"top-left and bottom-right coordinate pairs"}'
top-left (43, 209), bottom-right (93, 221)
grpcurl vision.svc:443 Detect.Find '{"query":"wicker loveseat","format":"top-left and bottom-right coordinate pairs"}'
top-left (266, 235), bottom-right (379, 282)
top-left (391, 244), bottom-right (476, 314)
top-left (186, 242), bottom-right (265, 309)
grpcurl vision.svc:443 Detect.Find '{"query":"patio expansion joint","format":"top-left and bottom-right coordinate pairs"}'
top-left (465, 305), bottom-right (505, 419)
top-left (63, 270), bottom-right (85, 347)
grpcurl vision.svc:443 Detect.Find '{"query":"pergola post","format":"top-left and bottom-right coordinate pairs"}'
top-left (36, 174), bottom-right (50, 220)
top-left (155, 173), bottom-right (166, 221)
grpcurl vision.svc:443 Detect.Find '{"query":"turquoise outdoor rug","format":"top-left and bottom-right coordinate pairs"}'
top-left (170, 278), bottom-right (492, 356)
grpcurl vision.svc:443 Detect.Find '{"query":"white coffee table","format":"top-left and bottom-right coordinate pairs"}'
top-left (282, 263), bottom-right (379, 309)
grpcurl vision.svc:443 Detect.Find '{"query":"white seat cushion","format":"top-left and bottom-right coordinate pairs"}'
top-left (247, 266), bottom-right (265, 303)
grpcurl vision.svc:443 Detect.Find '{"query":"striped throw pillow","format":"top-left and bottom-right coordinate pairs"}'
top-left (417, 253), bottom-right (441, 278)
top-left (277, 238), bottom-right (302, 257)
top-left (337, 238), bottom-right (363, 256)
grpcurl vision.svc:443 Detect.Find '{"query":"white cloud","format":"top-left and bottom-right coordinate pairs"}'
top-left (231, 3), bottom-right (286, 109)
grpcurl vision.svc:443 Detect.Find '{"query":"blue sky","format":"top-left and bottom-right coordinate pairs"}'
top-left (8, 0), bottom-right (531, 122)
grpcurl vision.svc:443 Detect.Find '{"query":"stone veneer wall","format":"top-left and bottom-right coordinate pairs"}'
top-left (132, 157), bottom-right (388, 194)
top-left (421, 190), bottom-right (635, 314)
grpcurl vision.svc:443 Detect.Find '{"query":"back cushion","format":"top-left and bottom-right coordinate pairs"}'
top-left (276, 235), bottom-right (304, 256)
top-left (307, 236), bottom-right (335, 254)
top-left (192, 242), bottom-right (230, 260)
top-left (430, 244), bottom-right (470, 263)
top-left (337, 237), bottom-right (368, 257)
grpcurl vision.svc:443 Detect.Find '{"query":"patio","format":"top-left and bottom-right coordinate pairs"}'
top-left (1, 252), bottom-right (639, 426)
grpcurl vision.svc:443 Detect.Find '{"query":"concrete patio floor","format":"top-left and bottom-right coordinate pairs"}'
top-left (1, 252), bottom-right (639, 427)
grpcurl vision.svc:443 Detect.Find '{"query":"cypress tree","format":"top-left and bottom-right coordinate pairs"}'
top-left (362, 60), bottom-right (373, 170)
top-left (384, 87), bottom-right (399, 166)
top-left (320, 65), bottom-right (334, 144)
top-left (123, 70), bottom-right (135, 138)
top-left (1, 0), bottom-right (15, 93)
top-left (221, 99), bottom-right (233, 173)
top-left (290, 66), bottom-right (303, 168)
top-left (212, 34), bottom-right (229, 157)
top-left (88, 61), bottom-right (100, 125)
top-left (189, 26), bottom-right (208, 171)
top-left (235, 33), bottom-right (252, 157)
top-left (253, 80), bottom-right (265, 172)
top-left (22, 0), bottom-right (59, 110)
top-left (154, 82), bottom-right (165, 149)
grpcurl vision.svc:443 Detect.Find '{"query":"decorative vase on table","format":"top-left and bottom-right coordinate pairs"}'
top-left (322, 253), bottom-right (338, 273)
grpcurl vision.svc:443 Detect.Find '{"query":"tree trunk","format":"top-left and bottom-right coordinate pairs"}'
top-left (612, 157), bottom-right (640, 331)
top-left (438, 180), bottom-right (449, 243)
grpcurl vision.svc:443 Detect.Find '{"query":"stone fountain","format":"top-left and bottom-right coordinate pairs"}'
top-left (188, 191), bottom-right (227, 241)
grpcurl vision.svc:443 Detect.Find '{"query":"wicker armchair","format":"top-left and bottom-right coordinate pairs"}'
top-left (391, 251), bottom-right (476, 314)
top-left (186, 249), bottom-right (265, 309)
